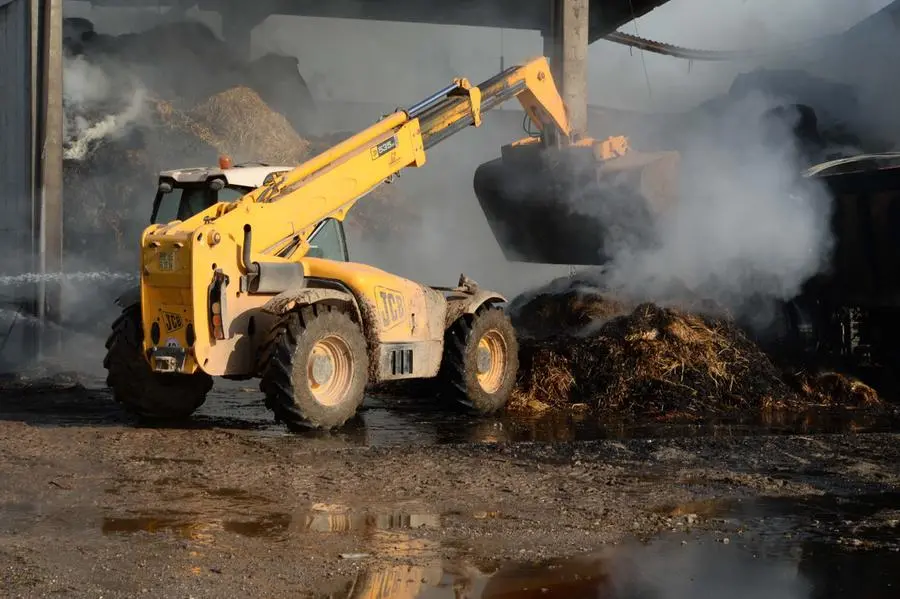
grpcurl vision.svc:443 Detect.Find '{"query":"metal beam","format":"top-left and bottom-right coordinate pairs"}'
top-left (543, 0), bottom-right (589, 133)
top-left (219, 0), bottom-right (270, 59)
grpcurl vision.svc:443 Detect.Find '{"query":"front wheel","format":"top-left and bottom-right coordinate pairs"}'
top-left (441, 304), bottom-right (519, 414)
top-left (260, 304), bottom-right (369, 431)
top-left (103, 304), bottom-right (212, 419)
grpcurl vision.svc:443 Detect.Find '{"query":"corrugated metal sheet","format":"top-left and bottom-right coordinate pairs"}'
top-left (0, 0), bottom-right (32, 276)
top-left (0, 0), bottom-right (35, 366)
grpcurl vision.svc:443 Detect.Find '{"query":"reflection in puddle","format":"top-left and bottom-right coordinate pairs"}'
top-left (320, 491), bottom-right (900, 599)
top-left (13, 375), bottom-right (894, 445)
top-left (97, 492), bottom-right (900, 598)
top-left (354, 399), bottom-right (900, 447)
top-left (101, 512), bottom-right (291, 541)
top-left (100, 503), bottom-right (442, 549)
top-left (330, 532), bottom-right (898, 599)
top-left (305, 503), bottom-right (441, 533)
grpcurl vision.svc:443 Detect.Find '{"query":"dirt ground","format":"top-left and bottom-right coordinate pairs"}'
top-left (0, 384), bottom-right (899, 598)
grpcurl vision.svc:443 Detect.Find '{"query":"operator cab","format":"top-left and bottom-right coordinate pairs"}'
top-left (150, 156), bottom-right (349, 262)
top-left (151, 157), bottom-right (291, 224)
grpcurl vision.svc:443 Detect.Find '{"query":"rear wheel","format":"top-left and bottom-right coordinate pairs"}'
top-left (103, 304), bottom-right (212, 419)
top-left (260, 304), bottom-right (368, 431)
top-left (441, 304), bottom-right (519, 414)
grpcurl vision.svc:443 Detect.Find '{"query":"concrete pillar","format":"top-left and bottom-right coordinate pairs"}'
top-left (542, 0), bottom-right (589, 134)
top-left (221, 12), bottom-right (252, 60)
top-left (220, 0), bottom-right (269, 60)
top-left (34, 0), bottom-right (64, 358)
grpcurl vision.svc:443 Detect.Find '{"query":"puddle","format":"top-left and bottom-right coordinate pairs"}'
top-left (3, 375), bottom-right (898, 445)
top-left (304, 503), bottom-right (441, 533)
top-left (95, 489), bottom-right (900, 597)
top-left (101, 512), bottom-right (291, 541)
top-left (308, 491), bottom-right (900, 598)
top-left (690, 491), bottom-right (900, 550)
top-left (321, 530), bottom-right (899, 598)
top-left (100, 503), bottom-right (441, 545)
top-left (193, 386), bottom-right (900, 446)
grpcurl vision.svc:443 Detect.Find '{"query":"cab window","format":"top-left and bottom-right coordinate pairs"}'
top-left (152, 183), bottom-right (252, 224)
top-left (307, 218), bottom-right (348, 261)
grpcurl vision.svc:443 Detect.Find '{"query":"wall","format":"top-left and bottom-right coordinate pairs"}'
top-left (0, 0), bottom-right (37, 369)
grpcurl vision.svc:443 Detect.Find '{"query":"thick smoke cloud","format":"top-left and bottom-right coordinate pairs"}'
top-left (515, 1), bottom-right (898, 331)
top-left (592, 92), bottom-right (835, 328)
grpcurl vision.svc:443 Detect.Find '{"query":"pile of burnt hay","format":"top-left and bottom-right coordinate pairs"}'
top-left (169, 87), bottom-right (312, 164)
top-left (509, 289), bottom-right (889, 420)
top-left (511, 299), bottom-right (794, 418)
top-left (511, 287), bottom-right (630, 340)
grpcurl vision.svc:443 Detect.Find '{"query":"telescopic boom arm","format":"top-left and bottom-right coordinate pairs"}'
top-left (195, 56), bottom-right (624, 262)
top-left (246, 55), bottom-right (576, 208)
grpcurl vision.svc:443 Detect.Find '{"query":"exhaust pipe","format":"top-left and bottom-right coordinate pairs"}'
top-left (242, 224), bottom-right (259, 275)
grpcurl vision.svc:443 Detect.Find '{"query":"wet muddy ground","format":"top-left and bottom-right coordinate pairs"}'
top-left (1, 378), bottom-right (899, 597)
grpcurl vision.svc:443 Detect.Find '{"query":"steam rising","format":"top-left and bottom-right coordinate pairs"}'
top-left (598, 92), bottom-right (835, 324)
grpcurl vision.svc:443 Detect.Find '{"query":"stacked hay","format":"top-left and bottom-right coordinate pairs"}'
top-left (509, 287), bottom-right (888, 419)
top-left (181, 87), bottom-right (311, 164)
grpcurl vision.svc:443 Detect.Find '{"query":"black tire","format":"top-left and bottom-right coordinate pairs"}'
top-left (441, 304), bottom-right (519, 414)
top-left (259, 303), bottom-right (368, 431)
top-left (103, 304), bottom-right (212, 419)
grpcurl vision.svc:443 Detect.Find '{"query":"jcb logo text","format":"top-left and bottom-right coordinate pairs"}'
top-left (375, 286), bottom-right (405, 329)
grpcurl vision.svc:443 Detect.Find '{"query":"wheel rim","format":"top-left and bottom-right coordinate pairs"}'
top-left (307, 335), bottom-right (354, 407)
top-left (476, 328), bottom-right (509, 394)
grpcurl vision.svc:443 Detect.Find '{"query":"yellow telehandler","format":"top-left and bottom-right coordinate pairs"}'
top-left (102, 56), bottom-right (655, 430)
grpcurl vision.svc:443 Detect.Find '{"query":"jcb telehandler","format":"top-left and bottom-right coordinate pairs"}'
top-left (103, 56), bottom-right (655, 430)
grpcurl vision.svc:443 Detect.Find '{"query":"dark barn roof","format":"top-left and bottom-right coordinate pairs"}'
top-left (83, 0), bottom-right (673, 40)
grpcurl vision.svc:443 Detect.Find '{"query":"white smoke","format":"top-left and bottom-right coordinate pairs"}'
top-left (598, 91), bottom-right (834, 321)
top-left (62, 54), bottom-right (149, 161)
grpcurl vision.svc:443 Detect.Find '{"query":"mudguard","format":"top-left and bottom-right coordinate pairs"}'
top-left (444, 289), bottom-right (507, 328)
top-left (261, 288), bottom-right (362, 323)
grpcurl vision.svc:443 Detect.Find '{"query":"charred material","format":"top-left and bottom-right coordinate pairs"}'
top-left (508, 286), bottom-right (892, 419)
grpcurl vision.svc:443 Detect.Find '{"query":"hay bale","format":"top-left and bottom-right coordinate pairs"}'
top-left (186, 87), bottom-right (311, 164)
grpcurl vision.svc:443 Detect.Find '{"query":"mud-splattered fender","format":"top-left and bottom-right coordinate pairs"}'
top-left (260, 288), bottom-right (362, 323)
top-left (114, 285), bottom-right (141, 309)
top-left (444, 289), bottom-right (507, 328)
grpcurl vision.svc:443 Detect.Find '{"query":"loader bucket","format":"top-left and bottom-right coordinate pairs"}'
top-left (473, 142), bottom-right (681, 265)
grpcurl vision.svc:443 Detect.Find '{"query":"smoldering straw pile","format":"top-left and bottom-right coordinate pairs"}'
top-left (507, 280), bottom-right (888, 421)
